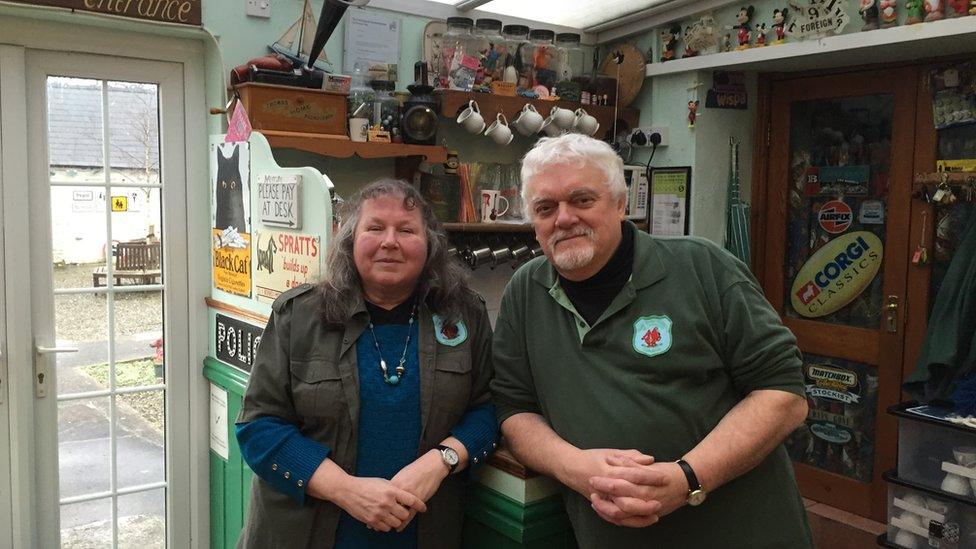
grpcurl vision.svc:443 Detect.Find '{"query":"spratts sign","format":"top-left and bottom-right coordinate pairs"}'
top-left (818, 200), bottom-right (852, 234)
top-left (790, 231), bottom-right (883, 318)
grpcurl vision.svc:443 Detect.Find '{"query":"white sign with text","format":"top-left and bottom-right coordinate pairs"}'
top-left (258, 173), bottom-right (302, 229)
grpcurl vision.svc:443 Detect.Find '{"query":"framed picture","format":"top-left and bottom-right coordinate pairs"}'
top-left (648, 166), bottom-right (692, 236)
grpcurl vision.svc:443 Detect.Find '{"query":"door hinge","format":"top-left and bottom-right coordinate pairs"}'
top-left (766, 120), bottom-right (772, 149)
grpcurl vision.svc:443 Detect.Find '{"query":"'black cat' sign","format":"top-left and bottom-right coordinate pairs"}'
top-left (211, 141), bottom-right (252, 298)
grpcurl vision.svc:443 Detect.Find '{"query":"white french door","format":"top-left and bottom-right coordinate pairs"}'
top-left (22, 50), bottom-right (191, 548)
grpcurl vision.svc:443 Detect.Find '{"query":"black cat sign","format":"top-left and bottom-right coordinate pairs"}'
top-left (211, 141), bottom-right (252, 298)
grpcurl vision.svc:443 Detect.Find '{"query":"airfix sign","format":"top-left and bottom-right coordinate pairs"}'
top-left (790, 231), bottom-right (883, 318)
top-left (818, 200), bottom-right (853, 234)
top-left (805, 364), bottom-right (860, 403)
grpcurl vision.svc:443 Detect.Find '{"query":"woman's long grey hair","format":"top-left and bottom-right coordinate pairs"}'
top-left (318, 178), bottom-right (476, 325)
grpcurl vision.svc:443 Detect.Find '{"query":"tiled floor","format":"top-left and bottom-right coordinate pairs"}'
top-left (805, 499), bottom-right (886, 549)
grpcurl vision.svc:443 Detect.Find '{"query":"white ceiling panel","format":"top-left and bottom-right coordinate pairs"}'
top-left (473, 0), bottom-right (668, 29)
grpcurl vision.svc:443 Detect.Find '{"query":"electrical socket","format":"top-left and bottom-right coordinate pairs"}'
top-left (630, 126), bottom-right (669, 147)
top-left (246, 0), bottom-right (271, 18)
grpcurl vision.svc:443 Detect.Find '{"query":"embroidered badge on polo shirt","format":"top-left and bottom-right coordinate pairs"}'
top-left (432, 315), bottom-right (467, 347)
top-left (633, 316), bottom-right (673, 357)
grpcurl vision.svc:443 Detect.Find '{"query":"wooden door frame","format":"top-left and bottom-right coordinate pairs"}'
top-left (752, 66), bottom-right (920, 520)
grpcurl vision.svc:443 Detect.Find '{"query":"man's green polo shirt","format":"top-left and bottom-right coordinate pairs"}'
top-left (491, 225), bottom-right (813, 548)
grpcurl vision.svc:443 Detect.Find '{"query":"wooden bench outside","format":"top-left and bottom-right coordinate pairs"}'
top-left (92, 241), bottom-right (162, 287)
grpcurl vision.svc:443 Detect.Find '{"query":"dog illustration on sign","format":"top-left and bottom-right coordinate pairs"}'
top-left (257, 233), bottom-right (278, 274)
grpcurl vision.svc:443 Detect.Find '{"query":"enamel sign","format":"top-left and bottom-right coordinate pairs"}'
top-left (790, 231), bottom-right (883, 318)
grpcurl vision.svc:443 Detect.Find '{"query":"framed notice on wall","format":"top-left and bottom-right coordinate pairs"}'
top-left (648, 167), bottom-right (691, 236)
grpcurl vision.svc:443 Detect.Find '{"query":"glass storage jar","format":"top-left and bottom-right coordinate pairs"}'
top-left (440, 17), bottom-right (479, 91)
top-left (528, 29), bottom-right (557, 92)
top-left (473, 18), bottom-right (505, 85)
top-left (502, 24), bottom-right (529, 86)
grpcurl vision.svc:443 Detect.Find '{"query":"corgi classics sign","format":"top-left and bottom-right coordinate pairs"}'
top-left (790, 231), bottom-right (883, 318)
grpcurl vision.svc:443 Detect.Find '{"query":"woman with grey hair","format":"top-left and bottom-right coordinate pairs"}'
top-left (236, 179), bottom-right (497, 549)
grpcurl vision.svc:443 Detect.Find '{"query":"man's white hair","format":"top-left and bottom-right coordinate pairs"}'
top-left (519, 133), bottom-right (627, 218)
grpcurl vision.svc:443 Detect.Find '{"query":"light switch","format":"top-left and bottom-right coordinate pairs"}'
top-left (246, 0), bottom-right (271, 18)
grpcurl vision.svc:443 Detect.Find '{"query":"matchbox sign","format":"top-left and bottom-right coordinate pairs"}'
top-left (818, 200), bottom-right (852, 234)
top-left (790, 231), bottom-right (883, 318)
top-left (805, 364), bottom-right (860, 403)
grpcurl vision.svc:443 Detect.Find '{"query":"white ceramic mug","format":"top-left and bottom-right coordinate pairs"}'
top-left (485, 113), bottom-right (514, 145)
top-left (540, 116), bottom-right (564, 137)
top-left (513, 103), bottom-right (545, 135)
top-left (480, 189), bottom-right (510, 222)
top-left (548, 106), bottom-right (576, 129)
top-left (573, 108), bottom-right (600, 136)
top-left (457, 100), bottom-right (486, 134)
top-left (349, 117), bottom-right (369, 142)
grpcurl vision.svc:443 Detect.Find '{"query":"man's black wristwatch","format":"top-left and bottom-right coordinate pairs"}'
top-left (436, 445), bottom-right (459, 474)
top-left (676, 459), bottom-right (707, 506)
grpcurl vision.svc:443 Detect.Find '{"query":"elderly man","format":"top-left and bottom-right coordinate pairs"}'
top-left (491, 134), bottom-right (813, 548)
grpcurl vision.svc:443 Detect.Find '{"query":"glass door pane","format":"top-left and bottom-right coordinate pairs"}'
top-left (47, 75), bottom-right (167, 547)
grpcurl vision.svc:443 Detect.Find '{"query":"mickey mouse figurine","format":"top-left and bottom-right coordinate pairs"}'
top-left (772, 8), bottom-right (789, 44)
top-left (733, 6), bottom-right (755, 50)
top-left (755, 22), bottom-right (768, 46)
top-left (660, 24), bottom-right (681, 62)
top-left (860, 0), bottom-right (880, 30)
top-left (687, 100), bottom-right (700, 128)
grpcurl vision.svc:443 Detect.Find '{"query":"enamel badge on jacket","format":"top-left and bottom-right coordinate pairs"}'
top-left (633, 316), bottom-right (673, 357)
top-left (432, 315), bottom-right (467, 346)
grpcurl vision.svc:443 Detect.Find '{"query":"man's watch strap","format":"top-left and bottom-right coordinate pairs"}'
top-left (676, 459), bottom-right (707, 506)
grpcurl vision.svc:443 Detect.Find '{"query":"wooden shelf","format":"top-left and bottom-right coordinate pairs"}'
top-left (436, 89), bottom-right (641, 136)
top-left (261, 130), bottom-right (448, 163)
top-left (645, 16), bottom-right (976, 77)
top-left (444, 221), bottom-right (648, 232)
top-left (443, 222), bottom-right (533, 232)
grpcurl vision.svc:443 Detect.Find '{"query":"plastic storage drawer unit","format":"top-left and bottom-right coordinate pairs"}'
top-left (882, 470), bottom-right (975, 548)
top-left (890, 403), bottom-right (976, 500)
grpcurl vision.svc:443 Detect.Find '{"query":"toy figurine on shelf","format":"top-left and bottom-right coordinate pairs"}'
top-left (860, 0), bottom-right (880, 29)
top-left (947, 0), bottom-right (968, 15)
top-left (722, 33), bottom-right (733, 52)
top-left (905, 0), bottom-right (925, 21)
top-left (661, 24), bottom-right (681, 62)
top-left (688, 100), bottom-right (700, 128)
top-left (924, 0), bottom-right (944, 20)
top-left (970, 0), bottom-right (976, 14)
top-left (733, 6), bottom-right (755, 50)
top-left (772, 8), bottom-right (789, 44)
top-left (755, 22), bottom-right (768, 46)
top-left (880, 0), bottom-right (898, 27)
top-left (683, 26), bottom-right (700, 57)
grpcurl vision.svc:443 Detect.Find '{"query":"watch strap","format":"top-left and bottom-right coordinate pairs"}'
top-left (676, 459), bottom-right (701, 491)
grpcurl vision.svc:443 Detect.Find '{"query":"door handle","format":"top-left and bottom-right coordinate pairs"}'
top-left (36, 346), bottom-right (79, 354)
top-left (885, 295), bottom-right (899, 334)
top-left (34, 344), bottom-right (77, 398)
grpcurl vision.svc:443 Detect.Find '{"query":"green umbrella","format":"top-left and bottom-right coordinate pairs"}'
top-left (725, 137), bottom-right (751, 265)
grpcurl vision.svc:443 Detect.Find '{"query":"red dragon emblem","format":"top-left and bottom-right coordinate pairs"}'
top-left (642, 327), bottom-right (662, 348)
top-left (441, 324), bottom-right (459, 340)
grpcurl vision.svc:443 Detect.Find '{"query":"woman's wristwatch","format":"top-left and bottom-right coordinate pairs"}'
top-left (436, 445), bottom-right (459, 474)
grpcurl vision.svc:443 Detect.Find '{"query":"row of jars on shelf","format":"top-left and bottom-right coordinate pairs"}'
top-left (436, 17), bottom-right (587, 102)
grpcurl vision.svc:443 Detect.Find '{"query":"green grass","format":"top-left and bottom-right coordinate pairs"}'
top-left (82, 358), bottom-right (164, 433)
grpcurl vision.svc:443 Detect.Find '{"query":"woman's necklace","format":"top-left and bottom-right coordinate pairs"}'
top-left (366, 304), bottom-right (417, 386)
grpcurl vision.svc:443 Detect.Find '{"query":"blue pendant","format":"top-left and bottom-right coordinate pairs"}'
top-left (385, 375), bottom-right (400, 385)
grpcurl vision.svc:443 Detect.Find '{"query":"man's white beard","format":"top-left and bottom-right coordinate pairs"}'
top-left (548, 227), bottom-right (596, 272)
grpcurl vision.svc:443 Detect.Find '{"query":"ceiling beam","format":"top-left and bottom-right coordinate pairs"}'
top-left (589, 0), bottom-right (740, 44)
top-left (454, 0), bottom-right (493, 12)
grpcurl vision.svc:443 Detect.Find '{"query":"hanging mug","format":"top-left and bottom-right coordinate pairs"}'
top-left (548, 106), bottom-right (576, 129)
top-left (513, 103), bottom-right (545, 135)
top-left (480, 189), bottom-right (510, 222)
top-left (573, 108), bottom-right (600, 136)
top-left (457, 100), bottom-right (486, 134)
top-left (485, 113), bottom-right (514, 145)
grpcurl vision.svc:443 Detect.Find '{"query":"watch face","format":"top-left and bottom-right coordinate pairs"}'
top-left (687, 489), bottom-right (706, 506)
top-left (442, 447), bottom-right (459, 466)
